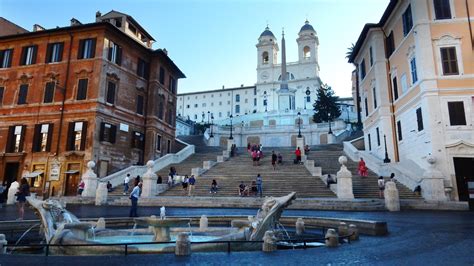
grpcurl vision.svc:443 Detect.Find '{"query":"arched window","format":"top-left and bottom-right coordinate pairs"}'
top-left (303, 46), bottom-right (311, 59)
top-left (262, 51), bottom-right (269, 64)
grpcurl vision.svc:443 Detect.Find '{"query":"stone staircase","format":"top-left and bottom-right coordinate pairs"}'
top-left (306, 144), bottom-right (421, 199)
top-left (160, 147), bottom-right (336, 198)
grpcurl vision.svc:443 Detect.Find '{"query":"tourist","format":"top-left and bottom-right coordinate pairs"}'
top-left (238, 181), bottom-right (249, 197)
top-left (390, 173), bottom-right (395, 181)
top-left (77, 180), bottom-right (85, 196)
top-left (16, 178), bottom-right (30, 220)
top-left (259, 144), bottom-right (264, 158)
top-left (256, 150), bottom-right (261, 166)
top-left (210, 179), bottom-right (218, 194)
top-left (250, 181), bottom-right (258, 196)
top-left (271, 151), bottom-right (277, 170)
top-left (327, 174), bottom-right (337, 188)
top-left (135, 175), bottom-right (141, 184)
top-left (414, 185), bottom-right (421, 196)
top-left (251, 150), bottom-right (258, 166)
top-left (295, 147), bottom-right (302, 164)
top-left (188, 175), bottom-right (196, 196)
top-left (129, 180), bottom-right (141, 217)
top-left (182, 175), bottom-right (189, 193)
top-left (0, 182), bottom-right (5, 208)
top-left (247, 143), bottom-right (251, 153)
top-left (304, 145), bottom-right (310, 154)
top-left (277, 153), bottom-right (283, 165)
top-left (107, 181), bottom-right (113, 192)
top-left (168, 174), bottom-right (174, 187)
top-left (157, 175), bottom-right (162, 184)
top-left (256, 174), bottom-right (263, 197)
top-left (378, 176), bottom-right (385, 198)
top-left (123, 174), bottom-right (130, 195)
top-left (358, 158), bottom-right (368, 177)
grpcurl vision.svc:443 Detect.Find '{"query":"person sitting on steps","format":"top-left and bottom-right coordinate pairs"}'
top-left (238, 181), bottom-right (249, 197)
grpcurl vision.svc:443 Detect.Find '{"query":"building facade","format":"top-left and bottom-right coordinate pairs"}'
top-left (0, 12), bottom-right (185, 197)
top-left (349, 0), bottom-right (474, 201)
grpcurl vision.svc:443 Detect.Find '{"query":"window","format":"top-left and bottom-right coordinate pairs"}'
top-left (6, 125), bottom-right (26, 153)
top-left (202, 103), bottom-right (206, 107)
top-left (402, 5), bottom-right (413, 36)
top-left (364, 98), bottom-right (369, 116)
top-left (376, 127), bottom-right (380, 146)
top-left (368, 134), bottom-right (372, 151)
top-left (254, 98), bottom-right (257, 106)
top-left (131, 131), bottom-right (144, 149)
top-left (416, 108), bottom-right (424, 131)
top-left (67, 121), bottom-right (87, 151)
top-left (159, 67), bottom-right (165, 85)
top-left (78, 38), bottom-right (96, 59)
top-left (236, 94), bottom-right (240, 102)
top-left (306, 96), bottom-right (311, 103)
top-left (386, 32), bottom-right (395, 58)
top-left (32, 123), bottom-right (53, 152)
top-left (136, 95), bottom-right (144, 115)
top-left (369, 47), bottom-right (374, 66)
top-left (99, 122), bottom-right (117, 143)
top-left (0, 49), bottom-right (13, 68)
top-left (0, 87), bottom-right (4, 105)
top-left (219, 112), bottom-right (222, 117)
top-left (115, 19), bottom-right (122, 27)
top-left (372, 87), bottom-right (377, 109)
top-left (194, 114), bottom-right (197, 120)
top-left (254, 88), bottom-right (257, 95)
top-left (392, 76), bottom-right (399, 100)
top-left (106, 81), bottom-right (116, 104)
top-left (262, 51), bottom-right (269, 64)
top-left (440, 47), bottom-right (459, 75)
top-left (18, 84), bottom-right (28, 105)
top-left (167, 108), bottom-right (173, 125)
top-left (410, 57), bottom-right (418, 83)
top-left (167, 139), bottom-right (171, 153)
top-left (186, 104), bottom-right (190, 108)
top-left (46, 42), bottom-right (64, 63)
top-left (158, 101), bottom-right (164, 119)
top-left (263, 99), bottom-right (267, 106)
top-left (107, 41), bottom-right (122, 65)
top-left (397, 121), bottom-right (403, 141)
top-left (194, 104), bottom-right (198, 108)
top-left (219, 101), bottom-right (222, 106)
top-left (137, 58), bottom-right (149, 79)
top-left (128, 24), bottom-right (137, 34)
top-left (448, 101), bottom-right (466, 126)
top-left (235, 105), bottom-right (240, 113)
top-left (156, 134), bottom-right (161, 151)
top-left (76, 79), bottom-right (88, 100)
top-left (400, 74), bottom-right (408, 94)
top-left (245, 99), bottom-right (248, 103)
top-left (434, 0), bottom-right (452, 19)
top-left (43, 82), bottom-right (55, 103)
top-left (303, 46), bottom-right (311, 59)
top-left (20, 45), bottom-right (37, 65)
top-left (169, 77), bottom-right (176, 93)
top-left (360, 59), bottom-right (366, 80)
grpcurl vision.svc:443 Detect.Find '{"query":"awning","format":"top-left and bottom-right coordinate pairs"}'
top-left (24, 171), bottom-right (44, 178)
top-left (64, 170), bottom-right (79, 174)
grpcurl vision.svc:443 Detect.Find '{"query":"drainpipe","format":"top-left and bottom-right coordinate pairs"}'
top-left (466, 0), bottom-right (474, 49)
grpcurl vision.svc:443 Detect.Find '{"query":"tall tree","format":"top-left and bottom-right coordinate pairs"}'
top-left (312, 84), bottom-right (341, 123)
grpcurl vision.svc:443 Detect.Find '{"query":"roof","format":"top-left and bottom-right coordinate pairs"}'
top-left (153, 49), bottom-right (186, 79)
top-left (260, 26), bottom-right (275, 38)
top-left (0, 17), bottom-right (29, 36)
top-left (299, 20), bottom-right (315, 33)
top-left (100, 10), bottom-right (156, 41)
top-left (177, 85), bottom-right (256, 97)
top-left (348, 0), bottom-right (398, 63)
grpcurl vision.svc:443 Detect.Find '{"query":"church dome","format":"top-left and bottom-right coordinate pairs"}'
top-left (260, 26), bottom-right (275, 38)
top-left (299, 20), bottom-right (315, 33)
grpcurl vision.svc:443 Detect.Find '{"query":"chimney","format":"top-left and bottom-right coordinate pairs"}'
top-left (163, 48), bottom-right (168, 55)
top-left (33, 24), bottom-right (45, 32)
top-left (70, 18), bottom-right (82, 26)
top-left (241, 84), bottom-right (244, 87)
top-left (222, 85), bottom-right (225, 89)
top-left (95, 11), bottom-right (102, 22)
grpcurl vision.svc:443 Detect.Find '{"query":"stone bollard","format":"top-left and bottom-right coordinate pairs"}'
top-left (82, 161), bottom-right (99, 197)
top-left (295, 218), bottom-right (305, 236)
top-left (199, 215), bottom-right (208, 231)
top-left (348, 224), bottom-right (359, 241)
top-left (96, 217), bottom-right (106, 230)
top-left (338, 222), bottom-right (348, 236)
top-left (336, 156), bottom-right (354, 199)
top-left (95, 182), bottom-right (108, 206)
top-left (262, 230), bottom-right (277, 252)
top-left (0, 234), bottom-right (7, 254)
top-left (385, 181), bottom-right (400, 211)
top-left (142, 161), bottom-right (158, 197)
top-left (7, 181), bottom-right (19, 205)
top-left (175, 233), bottom-right (191, 256)
top-left (325, 229), bottom-right (339, 247)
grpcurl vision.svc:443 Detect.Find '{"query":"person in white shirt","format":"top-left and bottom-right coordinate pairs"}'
top-left (123, 174), bottom-right (130, 195)
top-left (129, 181), bottom-right (142, 217)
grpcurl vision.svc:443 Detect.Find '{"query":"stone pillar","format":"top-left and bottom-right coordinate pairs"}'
top-left (296, 137), bottom-right (305, 156)
top-left (338, 222), bottom-right (348, 236)
top-left (385, 181), bottom-right (400, 211)
top-left (95, 182), bottom-right (108, 206)
top-left (421, 155), bottom-right (448, 201)
top-left (327, 133), bottom-right (335, 144)
top-left (295, 218), bottom-right (305, 236)
top-left (82, 161), bottom-right (99, 198)
top-left (142, 161), bottom-right (158, 198)
top-left (175, 233), bottom-right (191, 256)
top-left (227, 138), bottom-right (235, 152)
top-left (0, 234), bottom-right (7, 254)
top-left (336, 156), bottom-right (354, 199)
top-left (200, 215), bottom-right (208, 231)
top-left (325, 229), bottom-right (339, 247)
top-left (348, 224), bottom-right (359, 241)
top-left (96, 217), bottom-right (106, 230)
top-left (262, 230), bottom-right (277, 252)
top-left (7, 181), bottom-right (19, 205)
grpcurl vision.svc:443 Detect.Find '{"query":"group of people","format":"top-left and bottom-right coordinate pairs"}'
top-left (179, 174), bottom-right (197, 196)
top-left (249, 143), bottom-right (263, 166)
top-left (238, 174), bottom-right (263, 197)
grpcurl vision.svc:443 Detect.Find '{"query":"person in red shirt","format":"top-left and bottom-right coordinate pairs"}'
top-left (295, 147), bottom-right (302, 164)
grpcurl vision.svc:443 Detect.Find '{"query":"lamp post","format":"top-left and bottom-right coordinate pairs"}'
top-left (305, 88), bottom-right (311, 110)
top-left (210, 114), bottom-right (214, 138)
top-left (383, 134), bottom-right (391, 163)
top-left (201, 111), bottom-right (205, 123)
top-left (207, 111), bottom-right (210, 125)
top-left (229, 114), bottom-right (233, 140)
top-left (297, 111), bottom-right (302, 138)
top-left (328, 112), bottom-right (333, 134)
top-left (263, 91), bottom-right (267, 112)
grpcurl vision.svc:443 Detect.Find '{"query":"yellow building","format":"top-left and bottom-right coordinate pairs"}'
top-left (348, 0), bottom-right (474, 202)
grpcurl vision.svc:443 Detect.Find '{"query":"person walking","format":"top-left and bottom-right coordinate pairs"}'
top-left (358, 158), bottom-right (368, 177)
top-left (129, 181), bottom-right (142, 217)
top-left (188, 175), bottom-right (196, 196)
top-left (182, 175), bottom-right (189, 194)
top-left (256, 174), bottom-right (263, 198)
top-left (271, 151), bottom-right (277, 170)
top-left (390, 173), bottom-right (395, 181)
top-left (378, 176), bottom-right (385, 199)
top-left (295, 147), bottom-right (302, 164)
top-left (77, 180), bottom-right (85, 196)
top-left (123, 174), bottom-right (130, 195)
top-left (16, 178), bottom-right (30, 220)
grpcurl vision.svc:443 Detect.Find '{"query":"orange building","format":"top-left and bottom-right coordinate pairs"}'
top-left (0, 11), bottom-right (185, 197)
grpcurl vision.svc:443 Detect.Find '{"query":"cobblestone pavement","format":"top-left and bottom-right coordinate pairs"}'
top-left (1, 205), bottom-right (473, 265)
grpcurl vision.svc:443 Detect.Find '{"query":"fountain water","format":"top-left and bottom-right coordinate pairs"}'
top-left (130, 223), bottom-right (138, 236)
top-left (10, 223), bottom-right (40, 253)
top-left (188, 222), bottom-right (193, 240)
top-left (89, 226), bottom-right (96, 241)
top-left (276, 221), bottom-right (294, 250)
top-left (160, 206), bottom-right (166, 220)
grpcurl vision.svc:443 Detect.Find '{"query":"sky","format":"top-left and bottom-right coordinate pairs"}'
top-left (0, 0), bottom-right (389, 97)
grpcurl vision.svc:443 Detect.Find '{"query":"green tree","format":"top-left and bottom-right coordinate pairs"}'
top-left (312, 84), bottom-right (341, 123)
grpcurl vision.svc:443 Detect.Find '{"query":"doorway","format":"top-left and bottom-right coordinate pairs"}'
top-left (453, 157), bottom-right (474, 201)
top-left (3, 162), bottom-right (20, 188)
top-left (65, 173), bottom-right (80, 196)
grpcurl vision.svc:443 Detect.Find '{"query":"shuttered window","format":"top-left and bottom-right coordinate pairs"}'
top-left (43, 82), bottom-right (55, 103)
top-left (76, 79), bottom-right (88, 100)
top-left (434, 0), bottom-right (452, 19)
top-left (99, 122), bottom-right (117, 143)
top-left (18, 84), bottom-right (28, 105)
top-left (137, 58), bottom-right (149, 79)
top-left (66, 121), bottom-right (88, 151)
top-left (131, 131), bottom-right (144, 149)
top-left (392, 76), bottom-right (399, 100)
top-left (77, 38), bottom-right (96, 59)
top-left (376, 127), bottom-right (380, 146)
top-left (402, 5), bottom-right (413, 36)
top-left (159, 67), bottom-right (165, 85)
top-left (32, 123), bottom-right (54, 152)
top-left (0, 86), bottom-right (4, 105)
top-left (397, 121), bottom-right (403, 141)
top-left (6, 125), bottom-right (26, 153)
top-left (416, 108), bottom-right (424, 131)
top-left (386, 32), bottom-right (395, 58)
top-left (106, 81), bottom-right (116, 104)
top-left (136, 95), bottom-right (144, 115)
top-left (360, 59), bottom-right (366, 80)
top-left (368, 134), bottom-right (372, 151)
top-left (20, 45), bottom-right (37, 65)
top-left (440, 47), bottom-right (459, 75)
top-left (107, 41), bottom-right (122, 65)
top-left (448, 101), bottom-right (466, 126)
top-left (45, 42), bottom-right (64, 63)
top-left (0, 49), bottom-right (13, 68)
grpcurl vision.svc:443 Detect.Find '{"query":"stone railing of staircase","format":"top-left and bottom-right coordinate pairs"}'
top-left (101, 139), bottom-right (195, 188)
top-left (344, 137), bottom-right (428, 196)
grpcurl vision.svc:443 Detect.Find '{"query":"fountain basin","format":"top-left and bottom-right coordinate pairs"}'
top-left (134, 217), bottom-right (191, 242)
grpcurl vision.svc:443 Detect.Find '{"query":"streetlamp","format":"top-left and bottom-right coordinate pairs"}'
top-left (383, 134), bottom-right (391, 163)
top-left (305, 88), bottom-right (311, 110)
top-left (207, 111), bottom-right (210, 125)
top-left (263, 91), bottom-right (267, 112)
top-left (229, 114), bottom-right (234, 140)
top-left (201, 111), bottom-right (205, 123)
top-left (297, 111), bottom-right (302, 138)
top-left (210, 114), bottom-right (214, 138)
top-left (328, 112), bottom-right (333, 134)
